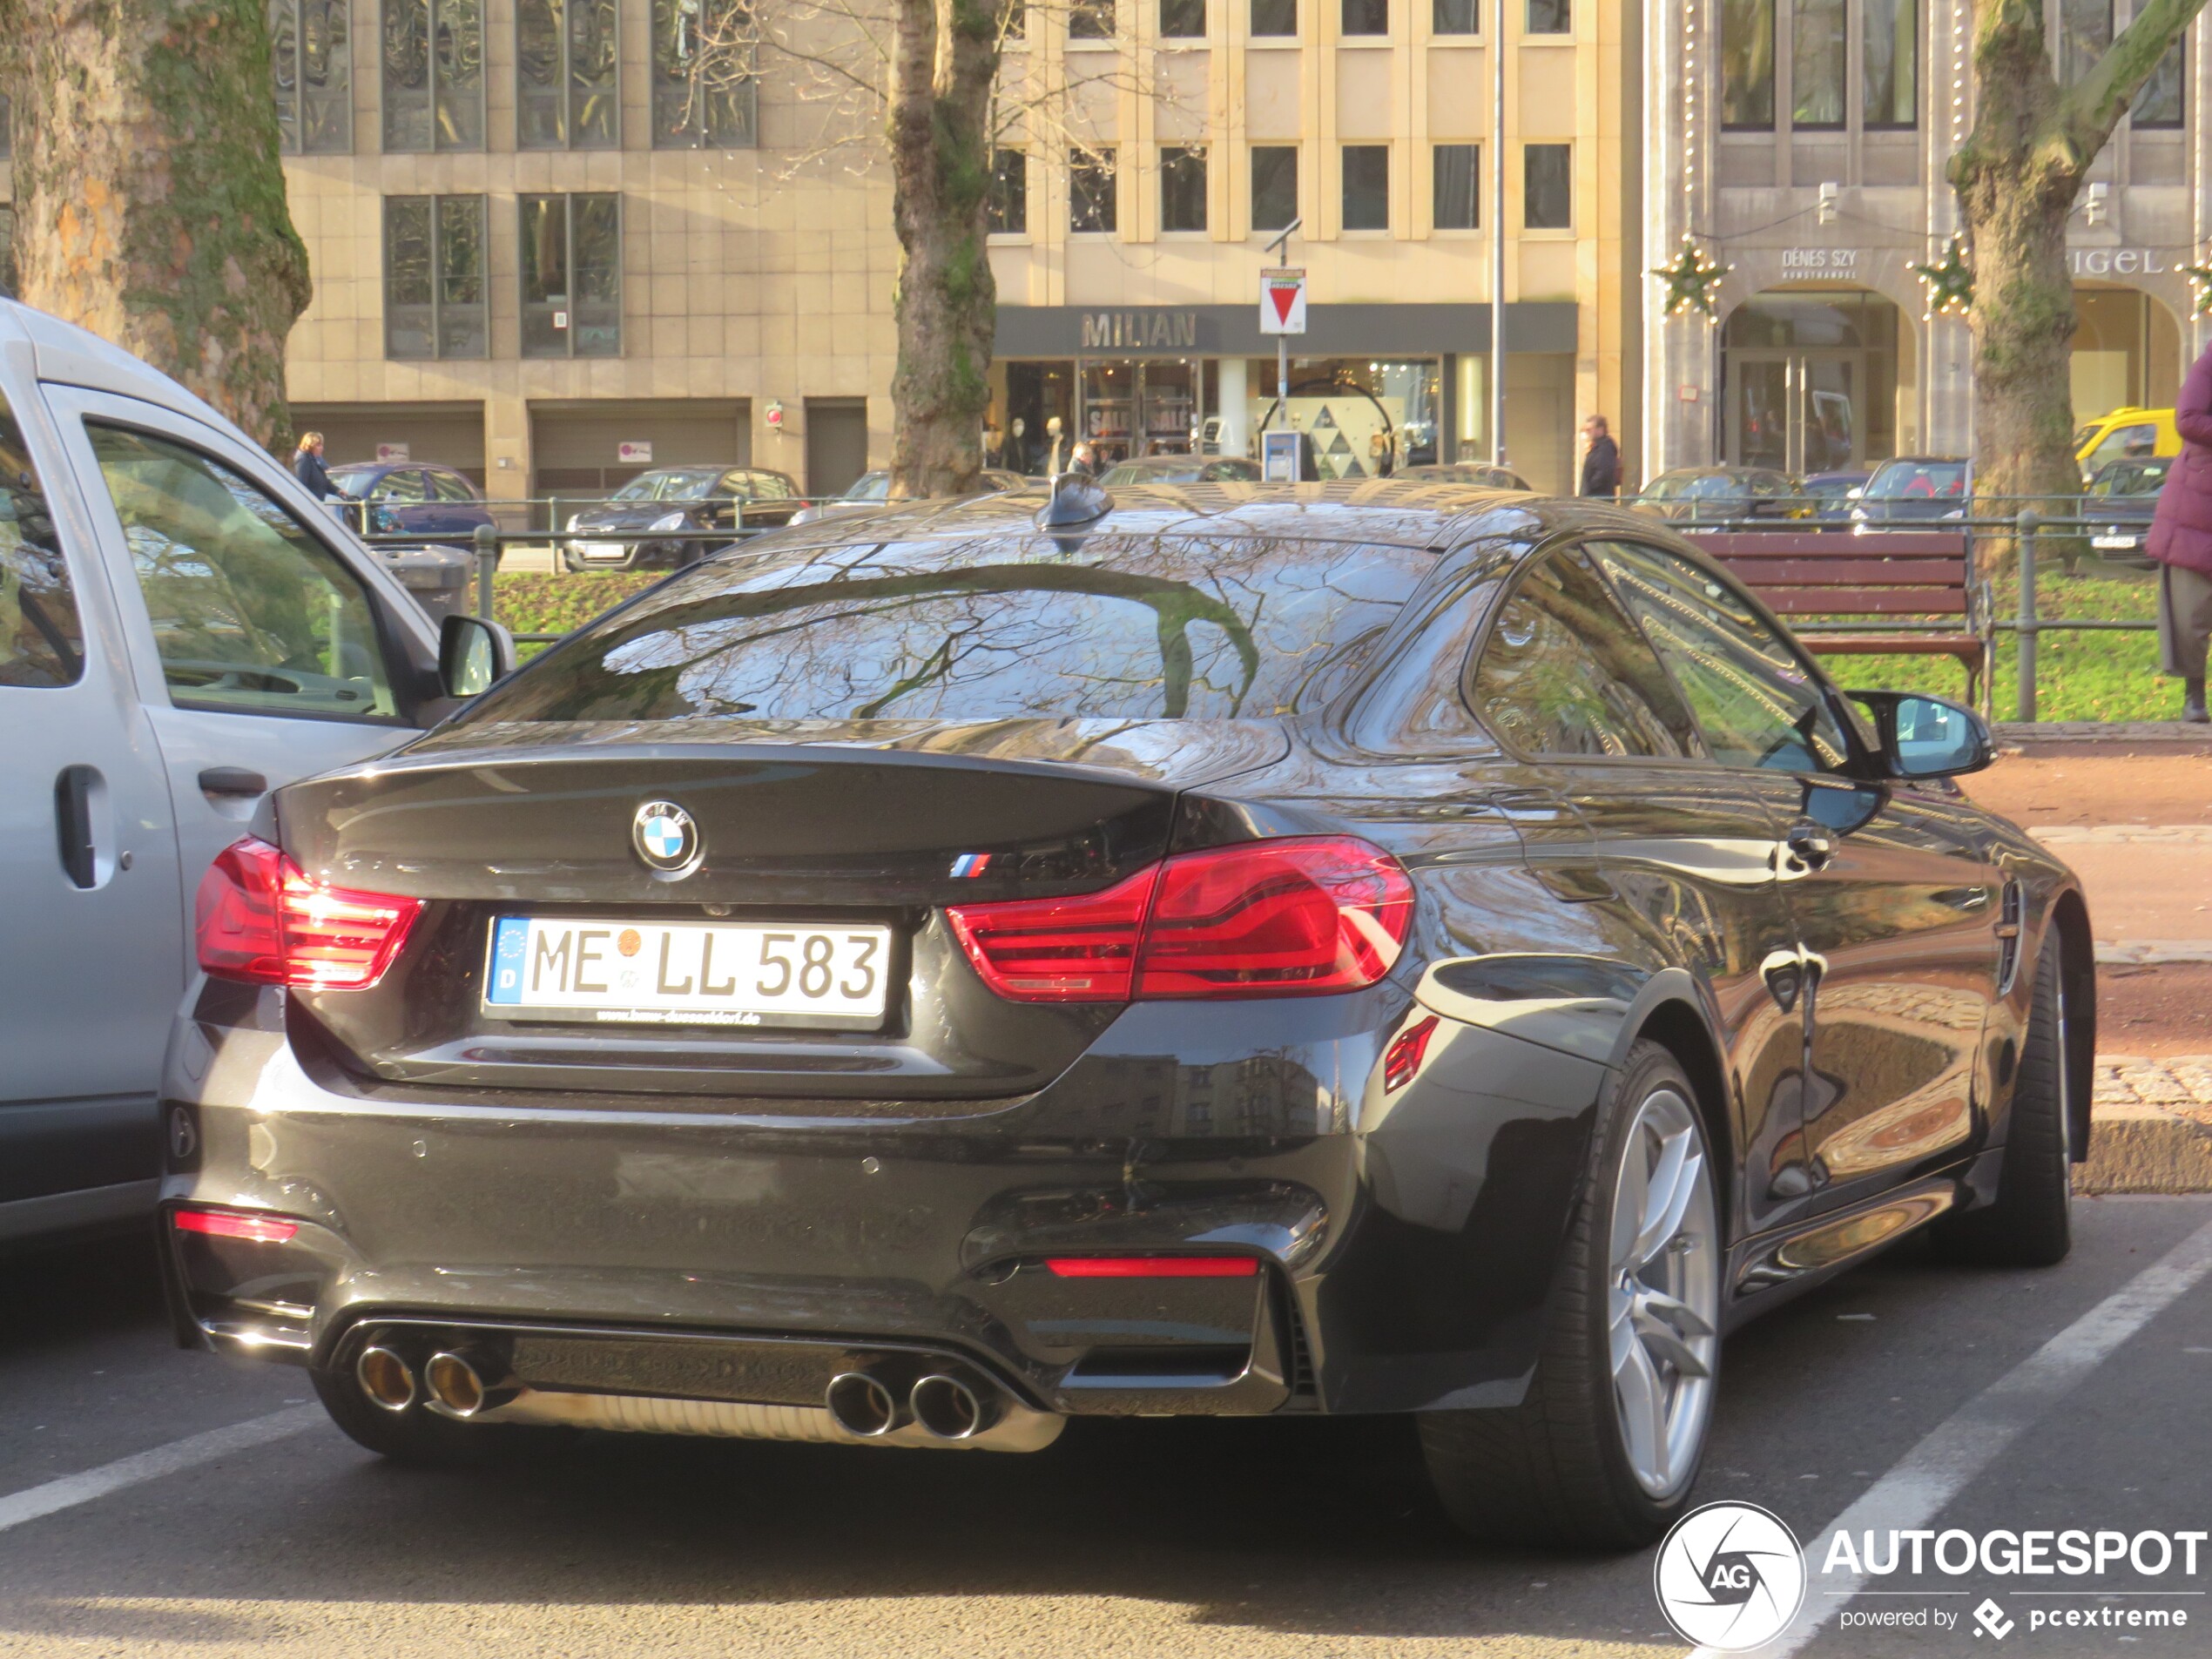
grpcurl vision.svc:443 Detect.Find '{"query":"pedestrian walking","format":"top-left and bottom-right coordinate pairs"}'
top-left (1579, 415), bottom-right (1619, 499)
top-left (2145, 340), bottom-right (2212, 722)
top-left (292, 430), bottom-right (347, 525)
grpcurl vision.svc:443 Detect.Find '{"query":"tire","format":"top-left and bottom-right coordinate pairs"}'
top-left (1419, 1042), bottom-right (1723, 1549)
top-left (311, 1363), bottom-right (573, 1468)
top-left (1939, 938), bottom-right (2074, 1268)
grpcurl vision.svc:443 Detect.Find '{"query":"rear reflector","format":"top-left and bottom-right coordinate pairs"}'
top-left (171, 1207), bottom-right (300, 1244)
top-left (194, 837), bottom-right (421, 991)
top-left (1044, 1256), bottom-right (1260, 1278)
top-left (947, 836), bottom-right (1413, 1003)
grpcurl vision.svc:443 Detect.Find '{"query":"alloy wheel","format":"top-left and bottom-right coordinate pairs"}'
top-left (1607, 1085), bottom-right (1722, 1499)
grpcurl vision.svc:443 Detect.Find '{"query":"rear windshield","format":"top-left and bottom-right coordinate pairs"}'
top-left (1866, 462), bottom-right (1966, 499)
top-left (462, 534), bottom-right (1434, 724)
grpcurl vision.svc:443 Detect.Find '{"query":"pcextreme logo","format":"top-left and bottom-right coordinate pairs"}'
top-left (1653, 1501), bottom-right (1808, 1651)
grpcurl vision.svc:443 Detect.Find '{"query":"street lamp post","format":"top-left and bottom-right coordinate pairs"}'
top-left (1490, 0), bottom-right (1507, 466)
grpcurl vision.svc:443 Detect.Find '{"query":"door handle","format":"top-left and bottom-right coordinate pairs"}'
top-left (1933, 886), bottom-right (1991, 911)
top-left (1784, 824), bottom-right (1834, 871)
top-left (199, 766), bottom-right (268, 799)
top-left (54, 765), bottom-right (99, 889)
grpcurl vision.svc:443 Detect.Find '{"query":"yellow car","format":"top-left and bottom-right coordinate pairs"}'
top-left (2074, 407), bottom-right (2179, 477)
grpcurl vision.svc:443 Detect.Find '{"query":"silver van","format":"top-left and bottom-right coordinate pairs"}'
top-left (0, 298), bottom-right (509, 1246)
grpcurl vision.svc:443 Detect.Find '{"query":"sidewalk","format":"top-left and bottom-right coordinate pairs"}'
top-left (1964, 739), bottom-right (2212, 1192)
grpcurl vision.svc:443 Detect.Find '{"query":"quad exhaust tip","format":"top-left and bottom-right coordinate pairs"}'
top-left (911, 1373), bottom-right (998, 1440)
top-left (355, 1345), bottom-right (416, 1413)
top-left (824, 1371), bottom-right (907, 1438)
top-left (423, 1350), bottom-right (495, 1418)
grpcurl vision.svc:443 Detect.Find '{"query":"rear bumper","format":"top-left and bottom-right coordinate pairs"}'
top-left (160, 979), bottom-right (1607, 1419)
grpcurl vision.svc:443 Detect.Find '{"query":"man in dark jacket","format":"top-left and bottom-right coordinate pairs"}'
top-left (1579, 415), bottom-right (1619, 498)
top-left (293, 431), bottom-right (335, 501)
top-left (2148, 342), bottom-right (2212, 722)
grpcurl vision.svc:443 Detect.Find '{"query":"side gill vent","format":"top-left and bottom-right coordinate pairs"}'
top-left (1995, 880), bottom-right (2025, 993)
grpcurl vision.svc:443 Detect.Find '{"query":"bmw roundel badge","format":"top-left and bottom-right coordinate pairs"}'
top-left (631, 799), bottom-right (700, 875)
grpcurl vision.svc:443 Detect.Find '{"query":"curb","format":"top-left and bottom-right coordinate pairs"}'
top-left (2084, 1055), bottom-right (2212, 1195)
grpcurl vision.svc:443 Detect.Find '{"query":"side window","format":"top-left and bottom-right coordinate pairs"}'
top-left (745, 472), bottom-right (793, 501)
top-left (86, 425), bottom-right (400, 722)
top-left (374, 469), bottom-right (429, 503)
top-left (1470, 549), bottom-right (1702, 759)
top-left (1588, 540), bottom-right (1850, 773)
top-left (429, 469), bottom-right (478, 502)
top-left (0, 392), bottom-right (88, 689)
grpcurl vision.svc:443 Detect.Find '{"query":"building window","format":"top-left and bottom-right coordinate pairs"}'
top-left (1433, 144), bottom-right (1479, 230)
top-left (518, 0), bottom-right (618, 148)
top-left (1524, 143), bottom-right (1570, 229)
top-left (653, 0), bottom-right (758, 147)
top-left (1069, 0), bottom-right (1114, 37)
top-left (2133, 27), bottom-right (2187, 126)
top-left (1343, 0), bottom-right (1387, 32)
top-left (0, 94), bottom-right (10, 159)
top-left (988, 150), bottom-right (1028, 235)
top-left (381, 0), bottom-right (484, 152)
top-left (1342, 145), bottom-right (1389, 231)
top-left (1862, 0), bottom-right (1915, 126)
top-left (1251, 0), bottom-right (1295, 33)
top-left (271, 0), bottom-right (352, 153)
top-left (1161, 147), bottom-right (1208, 232)
top-left (383, 195), bottom-right (487, 360)
top-left (1793, 0), bottom-right (1845, 127)
top-left (1527, 0), bottom-right (1568, 31)
top-left (0, 205), bottom-right (15, 296)
top-left (1720, 0), bottom-right (1774, 128)
top-left (1251, 145), bottom-right (1299, 232)
top-left (520, 193), bottom-right (623, 358)
top-left (1433, 0), bottom-right (1477, 31)
top-left (1071, 149), bottom-right (1118, 232)
top-left (1161, 0), bottom-right (1205, 34)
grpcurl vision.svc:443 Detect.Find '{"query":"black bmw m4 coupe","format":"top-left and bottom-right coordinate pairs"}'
top-left (165, 478), bottom-right (2092, 1548)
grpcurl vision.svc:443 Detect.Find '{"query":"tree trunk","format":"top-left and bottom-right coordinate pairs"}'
top-left (3, 0), bottom-right (312, 454)
top-left (885, 0), bottom-right (999, 500)
top-left (1952, 0), bottom-right (2208, 559)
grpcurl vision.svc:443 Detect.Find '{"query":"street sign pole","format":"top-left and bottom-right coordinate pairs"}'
top-left (1490, 0), bottom-right (1507, 466)
top-left (1262, 220), bottom-right (1303, 436)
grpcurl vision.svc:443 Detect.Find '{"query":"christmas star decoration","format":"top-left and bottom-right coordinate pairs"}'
top-left (2183, 257), bottom-right (2212, 318)
top-left (1912, 238), bottom-right (1975, 317)
top-left (1651, 236), bottom-right (1730, 318)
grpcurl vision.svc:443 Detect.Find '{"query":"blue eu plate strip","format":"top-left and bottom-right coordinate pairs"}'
top-left (487, 918), bottom-right (529, 1004)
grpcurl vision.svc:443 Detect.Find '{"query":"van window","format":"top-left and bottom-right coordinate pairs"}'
top-left (88, 425), bottom-right (399, 721)
top-left (0, 392), bottom-right (87, 689)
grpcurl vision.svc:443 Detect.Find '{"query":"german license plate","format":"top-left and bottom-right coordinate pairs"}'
top-left (2091, 534), bottom-right (2138, 550)
top-left (484, 917), bottom-right (892, 1028)
top-left (580, 542), bottom-right (628, 562)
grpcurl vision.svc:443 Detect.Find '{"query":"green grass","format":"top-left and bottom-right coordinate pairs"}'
top-left (489, 563), bottom-right (2187, 724)
top-left (1817, 560), bottom-right (2175, 724)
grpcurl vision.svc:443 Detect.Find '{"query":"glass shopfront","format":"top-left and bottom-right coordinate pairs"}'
top-left (1721, 290), bottom-right (1905, 473)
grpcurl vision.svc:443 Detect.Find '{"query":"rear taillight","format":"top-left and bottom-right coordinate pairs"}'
top-left (947, 835), bottom-right (1413, 1003)
top-left (194, 837), bottom-right (421, 991)
top-left (1383, 1014), bottom-right (1440, 1093)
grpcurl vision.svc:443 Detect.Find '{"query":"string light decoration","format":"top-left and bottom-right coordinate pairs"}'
top-left (1653, 235), bottom-right (1731, 317)
top-left (2183, 258), bottom-right (2212, 318)
top-left (1913, 238), bottom-right (1975, 317)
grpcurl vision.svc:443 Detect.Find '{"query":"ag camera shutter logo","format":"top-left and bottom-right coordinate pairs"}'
top-left (1654, 1501), bottom-right (1807, 1651)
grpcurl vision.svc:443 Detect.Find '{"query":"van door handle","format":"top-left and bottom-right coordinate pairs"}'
top-left (55, 765), bottom-right (99, 888)
top-left (199, 766), bottom-right (268, 799)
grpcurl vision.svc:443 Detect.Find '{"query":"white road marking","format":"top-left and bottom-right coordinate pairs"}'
top-left (1707, 1211), bottom-right (2212, 1658)
top-left (0, 1406), bottom-right (323, 1536)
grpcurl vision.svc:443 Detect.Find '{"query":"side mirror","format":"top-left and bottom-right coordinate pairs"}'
top-left (1849, 690), bottom-right (1993, 780)
top-left (439, 611), bottom-right (516, 699)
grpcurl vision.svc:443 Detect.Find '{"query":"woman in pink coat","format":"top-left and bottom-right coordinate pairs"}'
top-left (2146, 338), bottom-right (2212, 722)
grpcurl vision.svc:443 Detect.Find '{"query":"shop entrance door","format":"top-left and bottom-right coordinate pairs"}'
top-left (1726, 352), bottom-right (1862, 474)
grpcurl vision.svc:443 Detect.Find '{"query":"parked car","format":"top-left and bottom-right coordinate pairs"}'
top-left (1633, 466), bottom-right (1809, 523)
top-left (1393, 461), bottom-right (1534, 490)
top-left (326, 461), bottom-right (497, 549)
top-left (1800, 469), bottom-right (1872, 523)
top-left (563, 467), bottom-right (806, 570)
top-left (1096, 455), bottom-right (1264, 486)
top-left (164, 478), bottom-right (2089, 1550)
top-left (2083, 455), bottom-right (2170, 568)
top-left (2074, 406), bottom-right (2177, 480)
top-left (787, 468), bottom-right (1029, 527)
top-left (0, 296), bottom-right (500, 1249)
top-left (1851, 456), bottom-right (1973, 529)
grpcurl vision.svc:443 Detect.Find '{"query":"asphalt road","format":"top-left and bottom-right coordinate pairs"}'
top-left (3, 1199), bottom-right (2211, 1658)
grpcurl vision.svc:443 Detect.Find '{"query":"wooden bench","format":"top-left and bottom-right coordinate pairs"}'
top-left (1682, 530), bottom-right (1992, 706)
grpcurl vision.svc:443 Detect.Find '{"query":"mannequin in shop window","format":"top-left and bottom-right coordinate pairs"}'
top-left (1045, 415), bottom-right (1069, 475)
